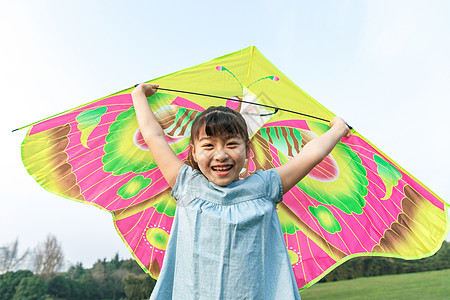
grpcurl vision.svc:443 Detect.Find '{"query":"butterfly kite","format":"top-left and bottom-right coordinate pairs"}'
top-left (21, 46), bottom-right (449, 291)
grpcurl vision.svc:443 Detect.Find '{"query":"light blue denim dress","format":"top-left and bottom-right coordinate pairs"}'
top-left (150, 165), bottom-right (301, 299)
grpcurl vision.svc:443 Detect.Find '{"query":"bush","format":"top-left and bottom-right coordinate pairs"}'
top-left (47, 274), bottom-right (71, 298)
top-left (0, 270), bottom-right (34, 300)
top-left (12, 275), bottom-right (47, 300)
top-left (123, 273), bottom-right (156, 300)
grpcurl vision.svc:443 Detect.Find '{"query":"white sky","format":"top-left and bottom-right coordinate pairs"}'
top-left (1, 0), bottom-right (449, 268)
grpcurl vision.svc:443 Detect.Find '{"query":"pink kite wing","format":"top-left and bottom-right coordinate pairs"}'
top-left (249, 119), bottom-right (448, 289)
top-left (21, 46), bottom-right (449, 291)
top-left (22, 92), bottom-right (203, 277)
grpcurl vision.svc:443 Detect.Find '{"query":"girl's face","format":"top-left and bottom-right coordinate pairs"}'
top-left (191, 125), bottom-right (249, 186)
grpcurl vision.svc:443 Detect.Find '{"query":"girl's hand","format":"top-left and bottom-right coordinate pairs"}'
top-left (329, 116), bottom-right (351, 138)
top-left (133, 83), bottom-right (159, 98)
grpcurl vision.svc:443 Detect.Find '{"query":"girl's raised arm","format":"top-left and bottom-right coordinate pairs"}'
top-left (131, 83), bottom-right (184, 188)
top-left (276, 117), bottom-right (350, 194)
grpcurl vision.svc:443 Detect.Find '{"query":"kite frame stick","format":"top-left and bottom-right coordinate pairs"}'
top-left (12, 107), bottom-right (83, 132)
top-left (12, 86), bottom-right (351, 132)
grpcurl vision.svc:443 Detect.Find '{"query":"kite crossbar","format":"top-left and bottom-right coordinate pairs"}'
top-left (156, 87), bottom-right (331, 123)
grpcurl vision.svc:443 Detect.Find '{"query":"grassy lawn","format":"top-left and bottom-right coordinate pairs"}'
top-left (300, 269), bottom-right (450, 300)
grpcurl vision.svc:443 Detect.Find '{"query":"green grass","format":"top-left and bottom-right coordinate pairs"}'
top-left (300, 269), bottom-right (450, 300)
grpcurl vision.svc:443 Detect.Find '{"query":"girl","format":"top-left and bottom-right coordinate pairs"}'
top-left (132, 83), bottom-right (350, 299)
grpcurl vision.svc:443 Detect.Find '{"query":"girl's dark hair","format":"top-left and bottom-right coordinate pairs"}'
top-left (186, 106), bottom-right (249, 170)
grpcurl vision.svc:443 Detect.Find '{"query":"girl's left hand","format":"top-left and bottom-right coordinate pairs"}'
top-left (330, 116), bottom-right (351, 138)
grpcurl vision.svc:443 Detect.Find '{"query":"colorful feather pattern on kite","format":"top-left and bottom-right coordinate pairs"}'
top-left (21, 46), bottom-right (449, 291)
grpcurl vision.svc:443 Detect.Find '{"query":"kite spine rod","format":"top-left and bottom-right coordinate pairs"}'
top-left (156, 87), bottom-right (331, 123)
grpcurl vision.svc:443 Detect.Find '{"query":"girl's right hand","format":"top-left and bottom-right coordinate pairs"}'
top-left (133, 83), bottom-right (159, 97)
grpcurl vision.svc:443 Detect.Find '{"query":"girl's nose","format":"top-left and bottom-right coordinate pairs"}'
top-left (214, 148), bottom-right (228, 161)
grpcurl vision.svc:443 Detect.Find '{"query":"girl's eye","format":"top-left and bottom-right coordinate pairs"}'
top-left (202, 144), bottom-right (214, 149)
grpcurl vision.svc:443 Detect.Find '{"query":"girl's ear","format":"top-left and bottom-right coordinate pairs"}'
top-left (190, 144), bottom-right (198, 162)
top-left (246, 141), bottom-right (250, 159)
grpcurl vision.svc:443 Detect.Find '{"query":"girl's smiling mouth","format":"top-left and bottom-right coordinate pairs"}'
top-left (211, 164), bottom-right (233, 175)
